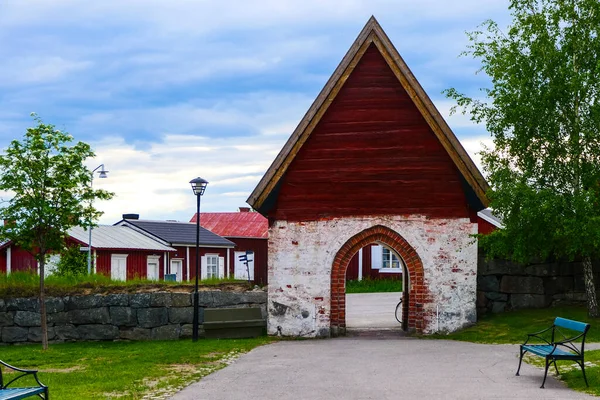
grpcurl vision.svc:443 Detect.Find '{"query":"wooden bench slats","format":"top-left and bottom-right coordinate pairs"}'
top-left (204, 319), bottom-right (266, 329)
top-left (522, 345), bottom-right (576, 358)
top-left (203, 307), bottom-right (266, 339)
top-left (555, 317), bottom-right (588, 332)
top-left (0, 387), bottom-right (46, 400)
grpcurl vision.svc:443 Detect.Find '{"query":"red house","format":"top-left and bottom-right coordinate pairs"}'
top-left (0, 225), bottom-right (176, 280)
top-left (191, 207), bottom-right (268, 285)
top-left (477, 208), bottom-right (503, 235)
top-left (115, 215), bottom-right (235, 282)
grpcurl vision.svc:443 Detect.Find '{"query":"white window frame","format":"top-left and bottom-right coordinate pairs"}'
top-left (111, 254), bottom-right (128, 281)
top-left (205, 254), bottom-right (219, 279)
top-left (380, 247), bottom-right (403, 273)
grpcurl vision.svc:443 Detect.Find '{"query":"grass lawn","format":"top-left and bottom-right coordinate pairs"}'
top-left (345, 278), bottom-right (402, 293)
top-left (0, 337), bottom-right (273, 399)
top-left (430, 304), bottom-right (600, 344)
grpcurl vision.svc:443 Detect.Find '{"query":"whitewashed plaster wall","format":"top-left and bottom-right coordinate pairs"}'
top-left (267, 215), bottom-right (477, 337)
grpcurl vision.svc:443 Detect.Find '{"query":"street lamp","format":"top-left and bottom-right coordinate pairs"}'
top-left (88, 164), bottom-right (108, 275)
top-left (190, 176), bottom-right (208, 342)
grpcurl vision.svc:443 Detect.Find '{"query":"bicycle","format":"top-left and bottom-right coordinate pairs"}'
top-left (395, 297), bottom-right (402, 323)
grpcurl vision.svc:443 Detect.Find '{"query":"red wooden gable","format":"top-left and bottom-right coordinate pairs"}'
top-left (248, 17), bottom-right (489, 221)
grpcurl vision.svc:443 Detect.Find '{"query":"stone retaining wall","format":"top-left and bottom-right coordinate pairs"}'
top-left (0, 290), bottom-right (267, 344)
top-left (477, 255), bottom-right (600, 314)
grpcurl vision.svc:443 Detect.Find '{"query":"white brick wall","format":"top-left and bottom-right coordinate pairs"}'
top-left (267, 215), bottom-right (477, 337)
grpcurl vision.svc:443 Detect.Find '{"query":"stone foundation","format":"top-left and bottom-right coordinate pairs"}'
top-left (0, 290), bottom-right (266, 344)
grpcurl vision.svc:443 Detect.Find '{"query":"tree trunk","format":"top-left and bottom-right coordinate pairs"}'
top-left (583, 256), bottom-right (599, 318)
top-left (39, 258), bottom-right (48, 350)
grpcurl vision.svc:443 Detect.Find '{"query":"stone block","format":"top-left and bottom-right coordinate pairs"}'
top-left (197, 291), bottom-right (216, 307)
top-left (0, 299), bottom-right (5, 312)
top-left (77, 324), bottom-right (119, 341)
top-left (110, 307), bottom-right (136, 327)
top-left (558, 262), bottom-right (576, 276)
top-left (103, 293), bottom-right (129, 307)
top-left (171, 293), bottom-right (191, 307)
top-left (484, 292), bottom-right (508, 302)
top-left (45, 297), bottom-right (65, 313)
top-left (500, 276), bottom-right (544, 294)
top-left (574, 275), bottom-right (586, 292)
top-left (478, 257), bottom-right (525, 276)
top-left (152, 324), bottom-right (181, 340)
top-left (552, 292), bottom-right (588, 302)
top-left (6, 298), bottom-right (38, 312)
top-left (0, 312), bottom-right (14, 327)
top-left (130, 293), bottom-right (151, 308)
top-left (169, 307), bottom-right (193, 324)
top-left (491, 302), bottom-right (507, 313)
top-left (511, 294), bottom-right (550, 309)
top-left (150, 293), bottom-right (172, 307)
top-left (2, 326), bottom-right (28, 342)
top-left (68, 308), bottom-right (110, 325)
top-left (14, 311), bottom-right (41, 327)
top-left (137, 308), bottom-right (168, 328)
top-left (65, 295), bottom-right (104, 310)
top-left (476, 291), bottom-right (488, 309)
top-left (180, 324), bottom-right (204, 339)
top-left (477, 275), bottom-right (499, 292)
top-left (524, 264), bottom-right (555, 277)
top-left (48, 311), bottom-right (69, 325)
top-left (544, 276), bottom-right (573, 295)
top-left (237, 291), bottom-right (268, 305)
top-left (120, 327), bottom-right (151, 341)
top-left (55, 324), bottom-right (80, 340)
top-left (28, 327), bottom-right (56, 342)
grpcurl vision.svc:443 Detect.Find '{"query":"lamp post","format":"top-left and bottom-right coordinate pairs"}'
top-left (88, 164), bottom-right (108, 275)
top-left (190, 177), bottom-right (208, 342)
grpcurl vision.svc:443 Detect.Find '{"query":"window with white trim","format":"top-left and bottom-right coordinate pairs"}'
top-left (206, 255), bottom-right (219, 279)
top-left (382, 247), bottom-right (402, 269)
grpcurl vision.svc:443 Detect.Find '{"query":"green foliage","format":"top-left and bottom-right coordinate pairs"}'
top-left (54, 246), bottom-right (87, 277)
top-left (445, 1), bottom-right (600, 263)
top-left (0, 114), bottom-right (114, 260)
top-left (0, 338), bottom-right (273, 399)
top-left (346, 278), bottom-right (403, 293)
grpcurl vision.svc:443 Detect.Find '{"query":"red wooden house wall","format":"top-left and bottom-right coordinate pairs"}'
top-left (225, 238), bottom-right (268, 285)
top-left (268, 44), bottom-right (474, 222)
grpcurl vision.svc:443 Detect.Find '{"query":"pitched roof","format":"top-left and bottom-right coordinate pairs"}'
top-left (247, 16), bottom-right (489, 214)
top-left (115, 219), bottom-right (235, 248)
top-left (477, 208), bottom-right (504, 228)
top-left (69, 225), bottom-right (176, 251)
top-left (191, 212), bottom-right (268, 239)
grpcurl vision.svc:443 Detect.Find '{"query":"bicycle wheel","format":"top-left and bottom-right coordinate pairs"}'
top-left (395, 299), bottom-right (402, 323)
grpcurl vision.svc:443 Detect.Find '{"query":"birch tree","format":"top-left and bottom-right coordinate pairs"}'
top-left (446, 0), bottom-right (600, 316)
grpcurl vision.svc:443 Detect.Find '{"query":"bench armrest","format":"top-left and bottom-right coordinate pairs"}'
top-left (0, 360), bottom-right (47, 391)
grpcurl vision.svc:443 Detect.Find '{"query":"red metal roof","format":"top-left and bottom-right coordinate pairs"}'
top-left (191, 212), bottom-right (268, 239)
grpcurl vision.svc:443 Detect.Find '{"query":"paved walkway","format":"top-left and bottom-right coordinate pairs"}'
top-left (170, 338), bottom-right (594, 400)
top-left (346, 292), bottom-right (401, 329)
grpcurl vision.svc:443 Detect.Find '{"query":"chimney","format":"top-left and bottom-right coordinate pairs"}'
top-left (238, 207), bottom-right (251, 213)
top-left (123, 213), bottom-right (140, 220)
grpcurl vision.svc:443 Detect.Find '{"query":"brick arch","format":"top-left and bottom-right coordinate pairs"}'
top-left (331, 225), bottom-right (427, 334)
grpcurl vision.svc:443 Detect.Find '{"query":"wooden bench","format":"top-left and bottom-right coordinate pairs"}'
top-left (203, 307), bottom-right (266, 339)
top-left (516, 317), bottom-right (590, 388)
top-left (0, 360), bottom-right (48, 399)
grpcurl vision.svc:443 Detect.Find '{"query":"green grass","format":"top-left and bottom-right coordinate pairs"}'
top-left (0, 272), bottom-right (248, 298)
top-left (345, 278), bottom-right (402, 293)
top-left (430, 305), bottom-right (600, 343)
top-left (0, 338), bottom-right (274, 399)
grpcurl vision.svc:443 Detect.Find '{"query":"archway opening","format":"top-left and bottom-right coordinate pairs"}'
top-left (330, 225), bottom-right (426, 335)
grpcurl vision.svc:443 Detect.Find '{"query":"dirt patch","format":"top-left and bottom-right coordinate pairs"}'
top-left (41, 365), bottom-right (85, 373)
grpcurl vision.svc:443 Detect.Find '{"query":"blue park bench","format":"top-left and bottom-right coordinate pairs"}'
top-left (516, 317), bottom-right (590, 388)
top-left (0, 360), bottom-right (48, 399)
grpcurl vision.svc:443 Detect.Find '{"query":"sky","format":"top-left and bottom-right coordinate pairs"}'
top-left (0, 1), bottom-right (511, 224)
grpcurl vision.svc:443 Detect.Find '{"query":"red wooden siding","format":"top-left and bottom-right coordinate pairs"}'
top-left (0, 250), bottom-right (6, 273)
top-left (10, 247), bottom-right (37, 273)
top-left (345, 244), bottom-right (402, 281)
top-left (225, 238), bottom-right (268, 285)
top-left (478, 217), bottom-right (497, 235)
top-left (270, 44), bottom-right (471, 221)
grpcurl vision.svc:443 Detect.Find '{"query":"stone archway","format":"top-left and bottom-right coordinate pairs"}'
top-left (330, 225), bottom-right (427, 334)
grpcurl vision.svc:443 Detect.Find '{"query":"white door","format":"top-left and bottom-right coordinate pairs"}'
top-left (170, 259), bottom-right (183, 282)
top-left (147, 256), bottom-right (160, 281)
top-left (111, 254), bottom-right (127, 281)
top-left (234, 251), bottom-right (254, 280)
